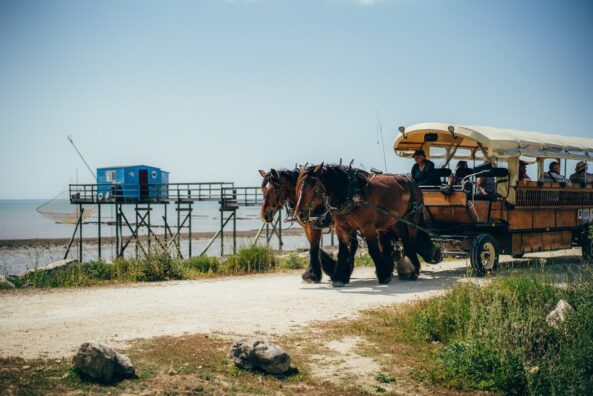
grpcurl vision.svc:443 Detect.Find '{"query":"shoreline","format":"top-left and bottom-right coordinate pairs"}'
top-left (0, 227), bottom-right (307, 250)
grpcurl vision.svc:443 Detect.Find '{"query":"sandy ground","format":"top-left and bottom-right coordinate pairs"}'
top-left (0, 260), bottom-right (470, 359)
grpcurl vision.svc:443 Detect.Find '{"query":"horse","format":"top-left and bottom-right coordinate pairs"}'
top-left (294, 163), bottom-right (442, 287)
top-left (259, 168), bottom-right (352, 283)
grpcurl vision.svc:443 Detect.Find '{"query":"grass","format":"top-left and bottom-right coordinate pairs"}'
top-left (322, 267), bottom-right (593, 396)
top-left (7, 245), bottom-right (376, 289)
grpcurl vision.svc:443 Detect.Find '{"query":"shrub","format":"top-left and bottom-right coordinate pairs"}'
top-left (135, 253), bottom-right (183, 281)
top-left (410, 271), bottom-right (593, 394)
top-left (279, 253), bottom-right (306, 270)
top-left (222, 246), bottom-right (276, 273)
top-left (183, 256), bottom-right (219, 273)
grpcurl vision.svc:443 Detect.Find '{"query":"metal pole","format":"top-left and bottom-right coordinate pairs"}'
top-left (147, 203), bottom-right (151, 256)
top-left (278, 208), bottom-right (282, 252)
top-left (233, 210), bottom-right (236, 255)
top-left (79, 204), bottom-right (83, 262)
top-left (135, 204), bottom-right (139, 259)
top-left (188, 203), bottom-right (193, 257)
top-left (220, 206), bottom-right (224, 256)
top-left (164, 202), bottom-right (168, 242)
top-left (97, 203), bottom-right (101, 260)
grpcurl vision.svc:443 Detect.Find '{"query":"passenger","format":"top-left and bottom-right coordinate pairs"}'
top-left (519, 160), bottom-right (531, 181)
top-left (411, 150), bottom-right (438, 186)
top-left (569, 161), bottom-right (591, 185)
top-left (448, 161), bottom-right (472, 191)
top-left (476, 161), bottom-right (496, 195)
top-left (539, 161), bottom-right (568, 183)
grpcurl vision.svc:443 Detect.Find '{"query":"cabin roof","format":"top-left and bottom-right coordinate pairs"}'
top-left (394, 122), bottom-right (593, 160)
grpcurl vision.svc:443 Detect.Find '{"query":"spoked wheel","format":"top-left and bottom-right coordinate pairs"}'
top-left (582, 227), bottom-right (593, 264)
top-left (470, 233), bottom-right (499, 277)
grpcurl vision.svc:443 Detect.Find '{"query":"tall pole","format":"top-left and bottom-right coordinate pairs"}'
top-left (97, 203), bottom-right (101, 260)
top-left (79, 204), bottom-right (83, 262)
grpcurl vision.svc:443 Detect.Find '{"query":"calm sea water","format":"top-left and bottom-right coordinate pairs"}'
top-left (0, 200), bottom-right (321, 275)
top-left (0, 200), bottom-right (265, 240)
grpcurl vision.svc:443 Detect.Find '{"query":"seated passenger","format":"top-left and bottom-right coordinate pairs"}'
top-left (411, 150), bottom-right (438, 186)
top-left (475, 161), bottom-right (496, 195)
top-left (569, 161), bottom-right (591, 185)
top-left (519, 160), bottom-right (531, 182)
top-left (448, 161), bottom-right (472, 192)
top-left (539, 161), bottom-right (568, 183)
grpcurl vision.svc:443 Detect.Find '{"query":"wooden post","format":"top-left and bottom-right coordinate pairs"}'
top-left (79, 204), bottom-right (83, 262)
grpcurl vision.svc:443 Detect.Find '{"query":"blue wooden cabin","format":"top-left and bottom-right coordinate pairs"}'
top-left (96, 165), bottom-right (169, 202)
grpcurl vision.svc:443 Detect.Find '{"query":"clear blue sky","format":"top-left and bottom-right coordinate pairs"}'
top-left (1, 0), bottom-right (592, 199)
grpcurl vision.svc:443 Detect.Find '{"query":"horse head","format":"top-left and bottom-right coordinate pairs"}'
top-left (259, 168), bottom-right (301, 223)
top-left (294, 162), bottom-right (328, 224)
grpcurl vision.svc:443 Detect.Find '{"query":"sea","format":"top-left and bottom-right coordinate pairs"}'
top-left (0, 200), bottom-right (321, 275)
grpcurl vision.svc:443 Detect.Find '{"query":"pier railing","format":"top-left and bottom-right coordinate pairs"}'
top-left (69, 182), bottom-right (238, 204)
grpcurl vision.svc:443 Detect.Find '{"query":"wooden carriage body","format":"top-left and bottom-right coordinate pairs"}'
top-left (394, 123), bottom-right (593, 271)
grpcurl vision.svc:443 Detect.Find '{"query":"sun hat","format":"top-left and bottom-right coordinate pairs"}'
top-left (576, 161), bottom-right (587, 173)
top-left (413, 150), bottom-right (426, 158)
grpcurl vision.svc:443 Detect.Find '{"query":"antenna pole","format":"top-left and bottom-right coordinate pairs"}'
top-left (377, 111), bottom-right (388, 172)
top-left (68, 135), bottom-right (96, 181)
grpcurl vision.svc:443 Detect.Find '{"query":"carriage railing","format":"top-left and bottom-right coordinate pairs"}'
top-left (69, 182), bottom-right (236, 204)
top-left (516, 184), bottom-right (593, 207)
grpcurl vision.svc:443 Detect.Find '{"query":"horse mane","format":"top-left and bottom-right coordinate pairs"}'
top-left (261, 168), bottom-right (300, 188)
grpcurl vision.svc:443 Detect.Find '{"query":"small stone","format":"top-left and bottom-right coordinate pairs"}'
top-left (546, 300), bottom-right (574, 328)
top-left (228, 339), bottom-right (292, 375)
top-left (167, 368), bottom-right (178, 376)
top-left (21, 365), bottom-right (30, 370)
top-left (0, 275), bottom-right (15, 290)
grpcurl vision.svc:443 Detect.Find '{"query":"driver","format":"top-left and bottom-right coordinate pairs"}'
top-left (411, 150), bottom-right (438, 186)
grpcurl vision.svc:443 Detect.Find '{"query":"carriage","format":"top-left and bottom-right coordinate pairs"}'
top-left (394, 123), bottom-right (593, 275)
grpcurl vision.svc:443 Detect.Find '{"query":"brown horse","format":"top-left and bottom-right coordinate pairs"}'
top-left (294, 163), bottom-right (441, 287)
top-left (259, 168), bottom-right (352, 283)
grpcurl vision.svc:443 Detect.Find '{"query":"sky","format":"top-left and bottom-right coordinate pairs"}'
top-left (1, 0), bottom-right (592, 199)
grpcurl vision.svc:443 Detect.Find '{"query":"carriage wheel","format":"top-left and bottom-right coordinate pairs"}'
top-left (470, 233), bottom-right (499, 277)
top-left (582, 227), bottom-right (593, 264)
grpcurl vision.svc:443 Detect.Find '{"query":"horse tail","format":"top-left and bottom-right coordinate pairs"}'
top-left (319, 248), bottom-right (337, 276)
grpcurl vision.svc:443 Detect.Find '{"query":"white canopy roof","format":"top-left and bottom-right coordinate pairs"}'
top-left (394, 122), bottom-right (593, 160)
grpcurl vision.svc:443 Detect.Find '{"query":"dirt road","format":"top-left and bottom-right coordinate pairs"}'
top-left (1, 252), bottom-right (574, 359)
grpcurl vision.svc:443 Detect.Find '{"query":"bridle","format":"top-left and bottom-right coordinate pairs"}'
top-left (295, 175), bottom-right (334, 228)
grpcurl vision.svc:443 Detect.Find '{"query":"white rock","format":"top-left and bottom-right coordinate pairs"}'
top-left (546, 299), bottom-right (574, 328)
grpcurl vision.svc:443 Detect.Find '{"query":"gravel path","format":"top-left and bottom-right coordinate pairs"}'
top-left (0, 258), bottom-right (515, 359)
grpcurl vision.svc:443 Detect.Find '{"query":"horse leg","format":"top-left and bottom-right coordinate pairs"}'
top-left (301, 226), bottom-right (323, 283)
top-left (347, 232), bottom-right (359, 278)
top-left (332, 226), bottom-right (354, 287)
top-left (365, 234), bottom-right (393, 285)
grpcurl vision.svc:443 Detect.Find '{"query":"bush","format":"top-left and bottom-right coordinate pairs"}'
top-left (222, 246), bottom-right (276, 273)
top-left (135, 253), bottom-right (183, 282)
top-left (183, 256), bottom-right (219, 273)
top-left (279, 253), bottom-right (306, 270)
top-left (410, 271), bottom-right (593, 395)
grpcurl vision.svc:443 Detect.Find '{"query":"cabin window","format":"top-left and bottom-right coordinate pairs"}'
top-left (105, 170), bottom-right (116, 182)
top-left (429, 146), bottom-right (447, 158)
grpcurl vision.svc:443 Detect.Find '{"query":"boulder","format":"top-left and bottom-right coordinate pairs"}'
top-left (546, 299), bottom-right (574, 328)
top-left (228, 339), bottom-right (292, 375)
top-left (73, 342), bottom-right (135, 383)
top-left (19, 259), bottom-right (77, 278)
top-left (0, 275), bottom-right (15, 290)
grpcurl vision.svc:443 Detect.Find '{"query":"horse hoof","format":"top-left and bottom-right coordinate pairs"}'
top-left (378, 276), bottom-right (392, 285)
top-left (301, 273), bottom-right (321, 284)
top-left (398, 273), bottom-right (418, 281)
top-left (332, 281), bottom-right (346, 288)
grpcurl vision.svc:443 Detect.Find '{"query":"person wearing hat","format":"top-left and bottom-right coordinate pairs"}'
top-left (569, 161), bottom-right (590, 186)
top-left (519, 160), bottom-right (531, 182)
top-left (411, 149), bottom-right (438, 186)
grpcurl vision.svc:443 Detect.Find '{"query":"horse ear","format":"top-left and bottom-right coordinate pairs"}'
top-left (313, 162), bottom-right (324, 174)
top-left (271, 169), bottom-right (279, 179)
top-left (258, 170), bottom-right (267, 178)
